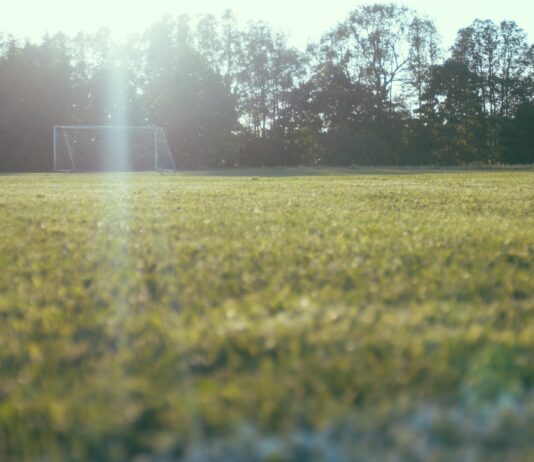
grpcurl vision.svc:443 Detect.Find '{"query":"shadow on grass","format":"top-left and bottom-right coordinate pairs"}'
top-left (175, 165), bottom-right (534, 177)
top-left (1, 165), bottom-right (533, 177)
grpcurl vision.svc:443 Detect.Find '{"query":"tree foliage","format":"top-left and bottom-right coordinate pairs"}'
top-left (0, 4), bottom-right (533, 171)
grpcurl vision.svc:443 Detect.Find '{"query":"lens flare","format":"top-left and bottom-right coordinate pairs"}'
top-left (105, 65), bottom-right (130, 172)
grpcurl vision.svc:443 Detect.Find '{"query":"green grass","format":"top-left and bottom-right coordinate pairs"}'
top-left (1, 169), bottom-right (533, 461)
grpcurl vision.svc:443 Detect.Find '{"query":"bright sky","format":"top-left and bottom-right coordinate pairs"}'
top-left (1, 0), bottom-right (533, 49)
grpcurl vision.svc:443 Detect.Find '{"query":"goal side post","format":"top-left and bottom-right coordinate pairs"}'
top-left (53, 126), bottom-right (76, 172)
top-left (155, 127), bottom-right (177, 172)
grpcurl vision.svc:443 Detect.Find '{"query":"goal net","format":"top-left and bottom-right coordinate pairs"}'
top-left (53, 125), bottom-right (177, 172)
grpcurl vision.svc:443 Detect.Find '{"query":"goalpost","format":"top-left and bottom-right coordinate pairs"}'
top-left (53, 125), bottom-right (177, 172)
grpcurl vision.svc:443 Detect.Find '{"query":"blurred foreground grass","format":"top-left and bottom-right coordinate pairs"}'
top-left (0, 169), bottom-right (533, 460)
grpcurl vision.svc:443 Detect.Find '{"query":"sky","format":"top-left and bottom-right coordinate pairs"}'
top-left (1, 0), bottom-right (533, 49)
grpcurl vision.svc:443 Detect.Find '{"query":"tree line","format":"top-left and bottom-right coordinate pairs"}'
top-left (1, 3), bottom-right (533, 171)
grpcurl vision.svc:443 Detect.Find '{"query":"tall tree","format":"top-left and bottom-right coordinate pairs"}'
top-left (0, 34), bottom-right (73, 171)
top-left (452, 20), bottom-right (533, 159)
top-left (322, 4), bottom-right (434, 112)
top-left (420, 60), bottom-right (485, 164)
top-left (236, 22), bottom-right (304, 165)
top-left (406, 16), bottom-right (441, 111)
top-left (142, 17), bottom-right (238, 168)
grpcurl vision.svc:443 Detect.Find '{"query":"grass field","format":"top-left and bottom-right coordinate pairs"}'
top-left (1, 169), bottom-right (533, 461)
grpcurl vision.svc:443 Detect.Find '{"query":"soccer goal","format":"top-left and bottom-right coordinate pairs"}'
top-left (53, 125), bottom-right (177, 172)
